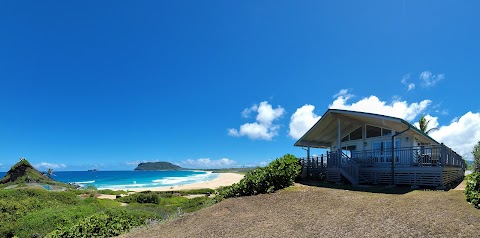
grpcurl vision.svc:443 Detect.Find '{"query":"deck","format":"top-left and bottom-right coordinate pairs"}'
top-left (299, 144), bottom-right (466, 188)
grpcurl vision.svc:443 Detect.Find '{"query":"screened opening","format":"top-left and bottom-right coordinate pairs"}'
top-left (350, 127), bottom-right (363, 140)
top-left (366, 125), bottom-right (382, 138)
top-left (341, 126), bottom-right (363, 142)
top-left (382, 128), bottom-right (393, 136)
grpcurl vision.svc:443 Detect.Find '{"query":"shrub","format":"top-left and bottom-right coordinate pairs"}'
top-left (465, 172), bottom-right (480, 208)
top-left (46, 208), bottom-right (158, 238)
top-left (220, 154), bottom-right (301, 198)
top-left (117, 192), bottom-right (159, 204)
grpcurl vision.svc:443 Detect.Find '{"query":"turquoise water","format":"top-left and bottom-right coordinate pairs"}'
top-left (0, 171), bottom-right (218, 190)
top-left (42, 184), bottom-right (53, 190)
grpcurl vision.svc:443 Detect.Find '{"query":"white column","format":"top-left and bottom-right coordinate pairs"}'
top-left (337, 118), bottom-right (341, 152)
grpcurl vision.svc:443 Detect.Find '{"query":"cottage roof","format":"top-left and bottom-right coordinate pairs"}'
top-left (294, 109), bottom-right (439, 148)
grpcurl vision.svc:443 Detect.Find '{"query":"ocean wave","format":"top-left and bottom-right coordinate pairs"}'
top-left (152, 172), bottom-right (216, 185)
top-left (73, 180), bottom-right (95, 184)
top-left (98, 183), bottom-right (149, 189)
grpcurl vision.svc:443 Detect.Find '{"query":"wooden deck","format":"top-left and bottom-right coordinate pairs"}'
top-left (299, 145), bottom-right (466, 188)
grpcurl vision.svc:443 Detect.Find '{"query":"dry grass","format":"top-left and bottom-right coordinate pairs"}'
top-left (120, 182), bottom-right (480, 238)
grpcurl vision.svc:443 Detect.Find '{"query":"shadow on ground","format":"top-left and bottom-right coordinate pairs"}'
top-left (297, 179), bottom-right (415, 194)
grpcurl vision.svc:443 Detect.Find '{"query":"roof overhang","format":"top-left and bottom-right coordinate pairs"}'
top-left (294, 109), bottom-right (439, 148)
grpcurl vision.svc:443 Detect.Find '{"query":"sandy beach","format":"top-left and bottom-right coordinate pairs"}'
top-left (119, 172), bottom-right (244, 192)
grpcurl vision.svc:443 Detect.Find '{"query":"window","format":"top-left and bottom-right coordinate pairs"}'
top-left (350, 127), bottom-right (363, 140)
top-left (367, 125), bottom-right (393, 138)
top-left (382, 128), bottom-right (392, 136)
top-left (366, 125), bottom-right (382, 138)
top-left (341, 127), bottom-right (363, 142)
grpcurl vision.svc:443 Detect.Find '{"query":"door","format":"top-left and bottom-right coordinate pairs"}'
top-left (372, 140), bottom-right (400, 163)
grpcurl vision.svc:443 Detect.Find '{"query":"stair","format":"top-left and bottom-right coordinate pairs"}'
top-left (339, 152), bottom-right (359, 186)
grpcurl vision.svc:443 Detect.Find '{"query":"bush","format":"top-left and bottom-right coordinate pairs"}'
top-left (117, 192), bottom-right (160, 204)
top-left (220, 154), bottom-right (301, 198)
top-left (47, 208), bottom-right (158, 238)
top-left (465, 172), bottom-right (480, 208)
top-left (15, 205), bottom-right (101, 238)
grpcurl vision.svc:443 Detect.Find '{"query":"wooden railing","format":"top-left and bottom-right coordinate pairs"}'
top-left (299, 144), bottom-right (465, 170)
top-left (339, 152), bottom-right (359, 185)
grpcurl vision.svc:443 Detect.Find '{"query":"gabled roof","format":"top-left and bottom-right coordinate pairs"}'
top-left (294, 109), bottom-right (439, 148)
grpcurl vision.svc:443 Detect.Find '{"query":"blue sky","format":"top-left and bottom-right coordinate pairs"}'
top-left (1, 1), bottom-right (479, 171)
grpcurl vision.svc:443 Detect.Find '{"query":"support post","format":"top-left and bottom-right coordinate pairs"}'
top-left (440, 143), bottom-right (447, 166)
top-left (321, 154), bottom-right (324, 168)
top-left (337, 118), bottom-right (341, 152)
top-left (391, 135), bottom-right (395, 185)
top-left (307, 146), bottom-right (310, 178)
top-left (391, 126), bottom-right (410, 185)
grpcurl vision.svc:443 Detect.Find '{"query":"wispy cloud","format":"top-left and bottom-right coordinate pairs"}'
top-left (401, 74), bottom-right (416, 91)
top-left (181, 158), bottom-right (237, 169)
top-left (228, 101), bottom-right (285, 140)
top-left (333, 89), bottom-right (353, 98)
top-left (34, 162), bottom-right (66, 169)
top-left (420, 71), bottom-right (444, 88)
top-left (329, 89), bottom-right (431, 121)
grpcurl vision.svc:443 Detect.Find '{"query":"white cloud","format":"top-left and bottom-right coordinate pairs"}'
top-left (333, 89), bottom-right (353, 98)
top-left (401, 74), bottom-right (410, 84)
top-left (408, 83), bottom-right (416, 91)
top-left (289, 104), bottom-right (321, 139)
top-left (401, 74), bottom-right (416, 91)
top-left (34, 162), bottom-right (66, 169)
top-left (259, 161), bottom-right (268, 166)
top-left (181, 158), bottom-right (237, 169)
top-left (420, 71), bottom-right (444, 88)
top-left (429, 112), bottom-right (480, 161)
top-left (329, 89), bottom-right (431, 121)
top-left (228, 101), bottom-right (285, 140)
top-left (241, 105), bottom-right (258, 118)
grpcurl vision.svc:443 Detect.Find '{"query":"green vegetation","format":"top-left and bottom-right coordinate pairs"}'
top-left (220, 154), bottom-right (302, 198)
top-left (97, 189), bottom-right (128, 195)
top-left (117, 190), bottom-right (215, 214)
top-left (417, 115), bottom-right (438, 134)
top-left (465, 142), bottom-right (480, 208)
top-left (134, 162), bottom-right (183, 171)
top-left (465, 173), bottom-right (480, 208)
top-left (47, 209), bottom-right (157, 238)
top-left (0, 186), bottom-right (216, 237)
top-left (202, 167), bottom-right (256, 175)
top-left (472, 141), bottom-right (480, 173)
top-left (0, 158), bottom-right (67, 188)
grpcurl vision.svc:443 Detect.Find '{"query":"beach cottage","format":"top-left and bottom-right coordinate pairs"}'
top-left (295, 109), bottom-right (466, 189)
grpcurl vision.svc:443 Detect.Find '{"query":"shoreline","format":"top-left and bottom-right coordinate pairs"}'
top-left (112, 172), bottom-right (244, 192)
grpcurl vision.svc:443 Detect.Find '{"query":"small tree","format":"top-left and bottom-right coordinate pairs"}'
top-left (473, 141), bottom-right (480, 173)
top-left (47, 168), bottom-right (53, 178)
top-left (418, 115), bottom-right (438, 134)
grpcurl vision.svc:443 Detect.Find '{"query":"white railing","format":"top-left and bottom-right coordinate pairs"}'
top-left (299, 144), bottom-right (465, 169)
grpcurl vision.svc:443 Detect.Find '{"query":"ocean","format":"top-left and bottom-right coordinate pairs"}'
top-left (0, 170), bottom-right (218, 190)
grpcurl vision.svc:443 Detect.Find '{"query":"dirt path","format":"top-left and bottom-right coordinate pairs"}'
top-left (119, 184), bottom-right (480, 238)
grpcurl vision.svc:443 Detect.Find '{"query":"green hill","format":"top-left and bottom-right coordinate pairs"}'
top-left (0, 158), bottom-right (61, 185)
top-left (134, 162), bottom-right (183, 171)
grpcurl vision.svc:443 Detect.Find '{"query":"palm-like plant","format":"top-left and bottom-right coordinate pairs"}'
top-left (47, 168), bottom-right (53, 178)
top-left (418, 115), bottom-right (438, 134)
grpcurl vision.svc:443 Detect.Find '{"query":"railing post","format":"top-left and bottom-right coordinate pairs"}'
top-left (440, 143), bottom-right (447, 166)
top-left (321, 154), bottom-right (324, 168)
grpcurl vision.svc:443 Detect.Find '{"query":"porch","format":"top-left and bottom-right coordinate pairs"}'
top-left (299, 144), bottom-right (466, 188)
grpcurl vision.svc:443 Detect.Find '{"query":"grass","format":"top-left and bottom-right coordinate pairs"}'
top-left (0, 187), bottom-right (216, 237)
top-left (120, 183), bottom-right (480, 238)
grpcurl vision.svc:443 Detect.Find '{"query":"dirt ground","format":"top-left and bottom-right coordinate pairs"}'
top-left (120, 182), bottom-right (480, 238)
